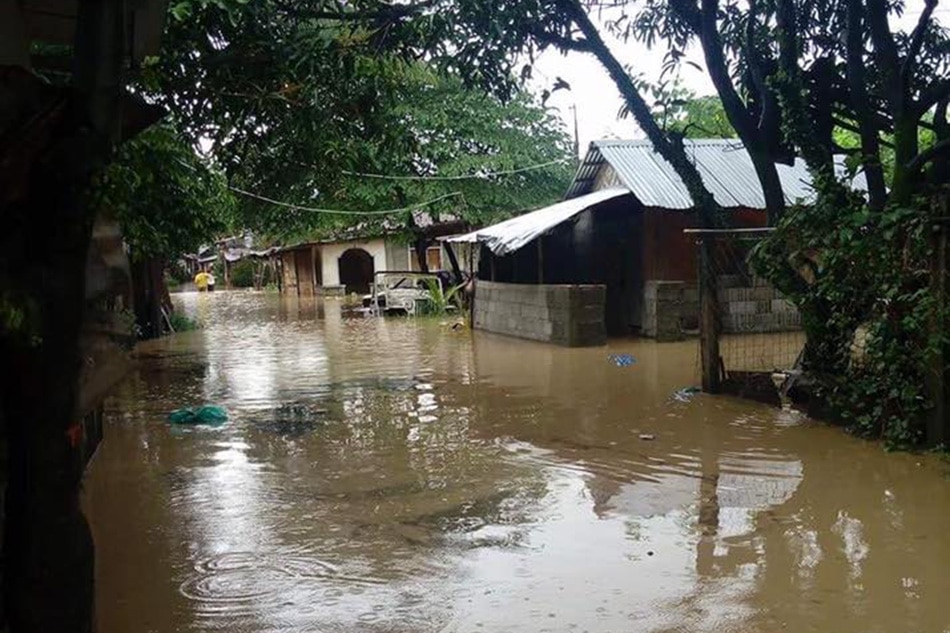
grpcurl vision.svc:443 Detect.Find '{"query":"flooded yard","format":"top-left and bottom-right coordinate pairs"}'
top-left (86, 291), bottom-right (950, 633)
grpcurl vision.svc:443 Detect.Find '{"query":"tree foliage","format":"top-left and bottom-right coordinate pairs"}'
top-left (656, 92), bottom-right (738, 139)
top-left (99, 122), bottom-right (235, 260)
top-left (145, 1), bottom-right (574, 241)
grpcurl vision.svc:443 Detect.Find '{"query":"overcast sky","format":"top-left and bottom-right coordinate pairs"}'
top-left (533, 4), bottom-right (947, 158)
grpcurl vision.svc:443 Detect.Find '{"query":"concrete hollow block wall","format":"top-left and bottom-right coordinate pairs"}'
top-left (641, 275), bottom-right (799, 340)
top-left (717, 274), bottom-right (801, 332)
top-left (641, 280), bottom-right (699, 341)
top-left (473, 280), bottom-right (607, 347)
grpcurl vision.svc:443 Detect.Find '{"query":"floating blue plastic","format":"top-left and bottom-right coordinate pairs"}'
top-left (671, 386), bottom-right (702, 402)
top-left (168, 405), bottom-right (229, 426)
top-left (608, 353), bottom-right (636, 367)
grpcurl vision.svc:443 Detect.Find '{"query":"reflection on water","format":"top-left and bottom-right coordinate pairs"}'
top-left (85, 291), bottom-right (950, 633)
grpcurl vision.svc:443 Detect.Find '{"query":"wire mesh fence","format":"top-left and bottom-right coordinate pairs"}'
top-left (693, 228), bottom-right (805, 402)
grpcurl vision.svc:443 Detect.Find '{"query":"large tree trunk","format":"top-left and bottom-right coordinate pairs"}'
top-left (130, 256), bottom-right (169, 339)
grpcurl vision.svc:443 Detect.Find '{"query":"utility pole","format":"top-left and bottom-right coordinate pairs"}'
top-left (569, 104), bottom-right (580, 161)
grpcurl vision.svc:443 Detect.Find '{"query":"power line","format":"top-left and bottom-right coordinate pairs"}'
top-left (230, 187), bottom-right (464, 215)
top-left (339, 157), bottom-right (571, 181)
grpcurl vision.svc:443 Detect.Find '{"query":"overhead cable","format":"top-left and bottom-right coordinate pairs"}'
top-left (230, 187), bottom-right (464, 215)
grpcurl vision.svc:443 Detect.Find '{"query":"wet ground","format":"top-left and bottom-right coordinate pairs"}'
top-left (86, 291), bottom-right (950, 633)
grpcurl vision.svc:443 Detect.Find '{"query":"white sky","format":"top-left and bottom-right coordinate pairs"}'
top-left (533, 4), bottom-right (947, 158)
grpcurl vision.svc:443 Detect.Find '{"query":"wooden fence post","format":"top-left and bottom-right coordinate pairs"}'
top-left (700, 237), bottom-right (722, 393)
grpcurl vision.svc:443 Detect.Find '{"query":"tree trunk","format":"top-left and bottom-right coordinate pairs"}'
top-left (558, 0), bottom-right (721, 228)
top-left (131, 257), bottom-right (167, 339)
top-left (685, 0), bottom-right (788, 224)
top-left (748, 147), bottom-right (787, 225)
top-left (845, 0), bottom-right (888, 211)
top-left (413, 237), bottom-right (430, 273)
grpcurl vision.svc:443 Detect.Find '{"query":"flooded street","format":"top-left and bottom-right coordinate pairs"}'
top-left (86, 291), bottom-right (950, 633)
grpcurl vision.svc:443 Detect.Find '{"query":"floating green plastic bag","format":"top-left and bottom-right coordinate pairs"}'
top-left (168, 405), bottom-right (228, 426)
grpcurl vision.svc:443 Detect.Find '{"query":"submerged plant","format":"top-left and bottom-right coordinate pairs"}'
top-left (168, 311), bottom-right (200, 332)
top-left (420, 278), bottom-right (462, 316)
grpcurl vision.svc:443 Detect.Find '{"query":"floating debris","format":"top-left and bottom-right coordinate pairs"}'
top-left (168, 405), bottom-right (228, 426)
top-left (638, 433), bottom-right (656, 441)
top-left (671, 386), bottom-right (702, 402)
top-left (608, 353), bottom-right (636, 367)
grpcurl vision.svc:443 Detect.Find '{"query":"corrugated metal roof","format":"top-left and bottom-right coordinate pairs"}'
top-left (566, 139), bottom-right (822, 208)
top-left (447, 189), bottom-right (630, 256)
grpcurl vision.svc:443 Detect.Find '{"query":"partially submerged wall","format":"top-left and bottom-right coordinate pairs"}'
top-left (473, 281), bottom-right (606, 347)
top-left (641, 281), bottom-right (699, 341)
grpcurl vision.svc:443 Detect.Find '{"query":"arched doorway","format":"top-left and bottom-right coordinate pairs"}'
top-left (338, 248), bottom-right (374, 294)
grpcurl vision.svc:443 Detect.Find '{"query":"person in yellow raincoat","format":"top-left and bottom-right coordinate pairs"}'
top-left (194, 270), bottom-right (211, 291)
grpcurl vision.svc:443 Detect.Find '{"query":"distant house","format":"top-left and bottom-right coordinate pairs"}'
top-left (451, 139), bottom-right (822, 345)
top-left (276, 211), bottom-right (467, 296)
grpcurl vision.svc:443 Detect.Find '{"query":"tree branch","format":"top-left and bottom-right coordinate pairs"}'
top-left (775, 0), bottom-right (799, 79)
top-left (935, 98), bottom-right (949, 141)
top-left (918, 78), bottom-right (950, 118)
top-left (846, 0), bottom-right (887, 210)
top-left (906, 138), bottom-right (950, 175)
top-left (555, 0), bottom-right (721, 225)
top-left (530, 28), bottom-right (594, 53)
top-left (866, 0), bottom-right (902, 113)
top-left (690, 0), bottom-right (788, 221)
top-left (275, 1), bottom-right (435, 23)
top-left (744, 0), bottom-right (787, 161)
top-left (684, 0), bottom-right (757, 140)
top-left (902, 0), bottom-right (938, 95)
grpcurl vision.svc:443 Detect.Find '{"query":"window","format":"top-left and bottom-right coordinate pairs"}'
top-left (409, 245), bottom-right (443, 271)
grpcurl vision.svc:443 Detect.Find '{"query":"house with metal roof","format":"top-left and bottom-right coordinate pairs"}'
top-left (450, 139), bottom-right (818, 345)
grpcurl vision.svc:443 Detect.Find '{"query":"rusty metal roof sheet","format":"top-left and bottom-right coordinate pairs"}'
top-left (446, 188), bottom-right (630, 256)
top-left (566, 139), bottom-right (826, 208)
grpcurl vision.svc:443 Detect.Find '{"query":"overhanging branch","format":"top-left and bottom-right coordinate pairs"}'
top-left (902, 0), bottom-right (938, 95)
top-left (907, 138), bottom-right (950, 175)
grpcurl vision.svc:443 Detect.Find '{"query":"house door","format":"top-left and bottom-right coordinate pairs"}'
top-left (295, 249), bottom-right (315, 295)
top-left (338, 248), bottom-right (374, 294)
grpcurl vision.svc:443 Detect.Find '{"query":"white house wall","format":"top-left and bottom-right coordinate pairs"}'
top-left (318, 238), bottom-right (388, 287)
top-left (385, 238), bottom-right (410, 271)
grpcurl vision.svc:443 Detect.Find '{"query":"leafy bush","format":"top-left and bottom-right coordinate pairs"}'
top-left (753, 195), bottom-right (942, 448)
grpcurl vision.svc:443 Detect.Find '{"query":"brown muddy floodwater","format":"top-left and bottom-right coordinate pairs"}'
top-left (85, 291), bottom-right (950, 633)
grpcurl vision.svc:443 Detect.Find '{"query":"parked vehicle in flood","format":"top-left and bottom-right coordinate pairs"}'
top-left (363, 271), bottom-right (455, 316)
